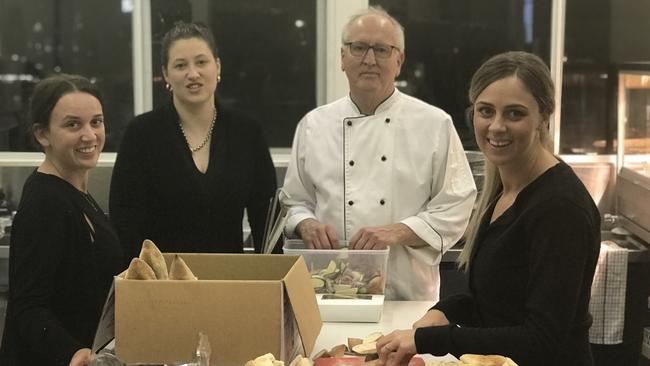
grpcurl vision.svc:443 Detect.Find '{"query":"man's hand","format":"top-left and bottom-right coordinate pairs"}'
top-left (296, 218), bottom-right (340, 249)
top-left (349, 223), bottom-right (422, 250)
top-left (412, 309), bottom-right (450, 329)
top-left (69, 348), bottom-right (92, 366)
top-left (376, 330), bottom-right (417, 366)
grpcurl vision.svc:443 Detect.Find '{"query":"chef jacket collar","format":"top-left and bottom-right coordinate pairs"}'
top-left (346, 88), bottom-right (400, 116)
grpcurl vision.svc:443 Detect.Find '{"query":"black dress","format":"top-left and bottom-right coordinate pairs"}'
top-left (109, 101), bottom-right (277, 262)
top-left (414, 162), bottom-right (601, 366)
top-left (0, 171), bottom-right (123, 366)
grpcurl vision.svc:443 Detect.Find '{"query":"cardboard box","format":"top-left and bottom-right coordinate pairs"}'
top-left (114, 253), bottom-right (322, 366)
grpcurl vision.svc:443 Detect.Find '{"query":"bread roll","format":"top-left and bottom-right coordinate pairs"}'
top-left (139, 239), bottom-right (168, 280)
top-left (348, 337), bottom-right (363, 350)
top-left (459, 354), bottom-right (517, 366)
top-left (289, 355), bottom-right (313, 366)
top-left (245, 353), bottom-right (284, 366)
top-left (125, 258), bottom-right (156, 280)
top-left (329, 344), bottom-right (346, 358)
top-left (363, 332), bottom-right (383, 343)
top-left (351, 342), bottom-right (377, 355)
top-left (169, 254), bottom-right (198, 280)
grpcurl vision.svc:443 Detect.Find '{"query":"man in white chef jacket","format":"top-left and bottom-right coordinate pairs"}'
top-left (281, 7), bottom-right (477, 301)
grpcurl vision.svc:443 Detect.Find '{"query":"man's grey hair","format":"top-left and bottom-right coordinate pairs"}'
top-left (341, 6), bottom-right (405, 51)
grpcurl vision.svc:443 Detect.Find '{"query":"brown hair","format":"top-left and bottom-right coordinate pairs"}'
top-left (161, 21), bottom-right (218, 69)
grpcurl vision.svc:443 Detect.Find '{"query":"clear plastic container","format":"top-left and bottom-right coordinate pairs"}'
top-left (283, 239), bottom-right (389, 296)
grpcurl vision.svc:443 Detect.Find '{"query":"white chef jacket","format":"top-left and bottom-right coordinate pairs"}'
top-left (282, 89), bottom-right (477, 301)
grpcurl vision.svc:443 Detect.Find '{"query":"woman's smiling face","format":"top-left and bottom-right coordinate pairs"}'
top-left (473, 75), bottom-right (547, 169)
top-left (35, 91), bottom-right (105, 173)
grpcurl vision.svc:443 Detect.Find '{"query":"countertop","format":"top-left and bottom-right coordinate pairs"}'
top-left (313, 301), bottom-right (459, 363)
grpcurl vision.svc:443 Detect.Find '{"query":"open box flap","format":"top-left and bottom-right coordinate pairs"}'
top-left (283, 255), bottom-right (322, 356)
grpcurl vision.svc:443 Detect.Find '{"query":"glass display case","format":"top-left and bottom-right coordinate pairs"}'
top-left (616, 68), bottom-right (650, 242)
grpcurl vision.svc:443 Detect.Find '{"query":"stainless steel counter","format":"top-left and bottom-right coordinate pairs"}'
top-left (601, 231), bottom-right (649, 263)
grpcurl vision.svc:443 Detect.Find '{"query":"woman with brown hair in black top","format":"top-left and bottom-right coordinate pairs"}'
top-left (109, 22), bottom-right (276, 261)
top-left (0, 74), bottom-right (123, 366)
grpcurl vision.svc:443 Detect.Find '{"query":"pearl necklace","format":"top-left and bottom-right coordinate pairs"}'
top-left (179, 107), bottom-right (217, 153)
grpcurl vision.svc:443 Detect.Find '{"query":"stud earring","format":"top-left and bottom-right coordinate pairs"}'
top-left (165, 83), bottom-right (172, 91)
top-left (217, 75), bottom-right (222, 83)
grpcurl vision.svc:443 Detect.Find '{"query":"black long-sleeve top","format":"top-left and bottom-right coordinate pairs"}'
top-left (109, 100), bottom-right (277, 261)
top-left (415, 162), bottom-right (600, 366)
top-left (0, 172), bottom-right (123, 366)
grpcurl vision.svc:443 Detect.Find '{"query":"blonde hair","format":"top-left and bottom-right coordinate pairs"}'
top-left (458, 51), bottom-right (554, 270)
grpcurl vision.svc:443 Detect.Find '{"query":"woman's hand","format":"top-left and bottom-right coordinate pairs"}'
top-left (69, 348), bottom-right (92, 366)
top-left (376, 329), bottom-right (417, 366)
top-left (412, 309), bottom-right (450, 329)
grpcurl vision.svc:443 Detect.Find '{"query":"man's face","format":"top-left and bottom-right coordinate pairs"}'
top-left (341, 14), bottom-right (404, 101)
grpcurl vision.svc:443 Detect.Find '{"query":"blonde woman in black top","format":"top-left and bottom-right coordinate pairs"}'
top-left (376, 52), bottom-right (600, 366)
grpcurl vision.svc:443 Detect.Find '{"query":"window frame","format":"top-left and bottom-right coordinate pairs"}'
top-left (0, 0), bottom-right (574, 165)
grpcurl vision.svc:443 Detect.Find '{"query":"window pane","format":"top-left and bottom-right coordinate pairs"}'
top-left (561, 0), bottom-right (650, 154)
top-left (0, 0), bottom-right (133, 151)
top-left (370, 0), bottom-right (551, 149)
top-left (150, 0), bottom-right (316, 147)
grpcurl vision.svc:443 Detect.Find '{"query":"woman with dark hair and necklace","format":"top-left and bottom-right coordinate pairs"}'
top-left (0, 74), bottom-right (123, 366)
top-left (109, 21), bottom-right (276, 261)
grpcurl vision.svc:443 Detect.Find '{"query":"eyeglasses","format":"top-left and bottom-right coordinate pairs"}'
top-left (344, 42), bottom-right (399, 59)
